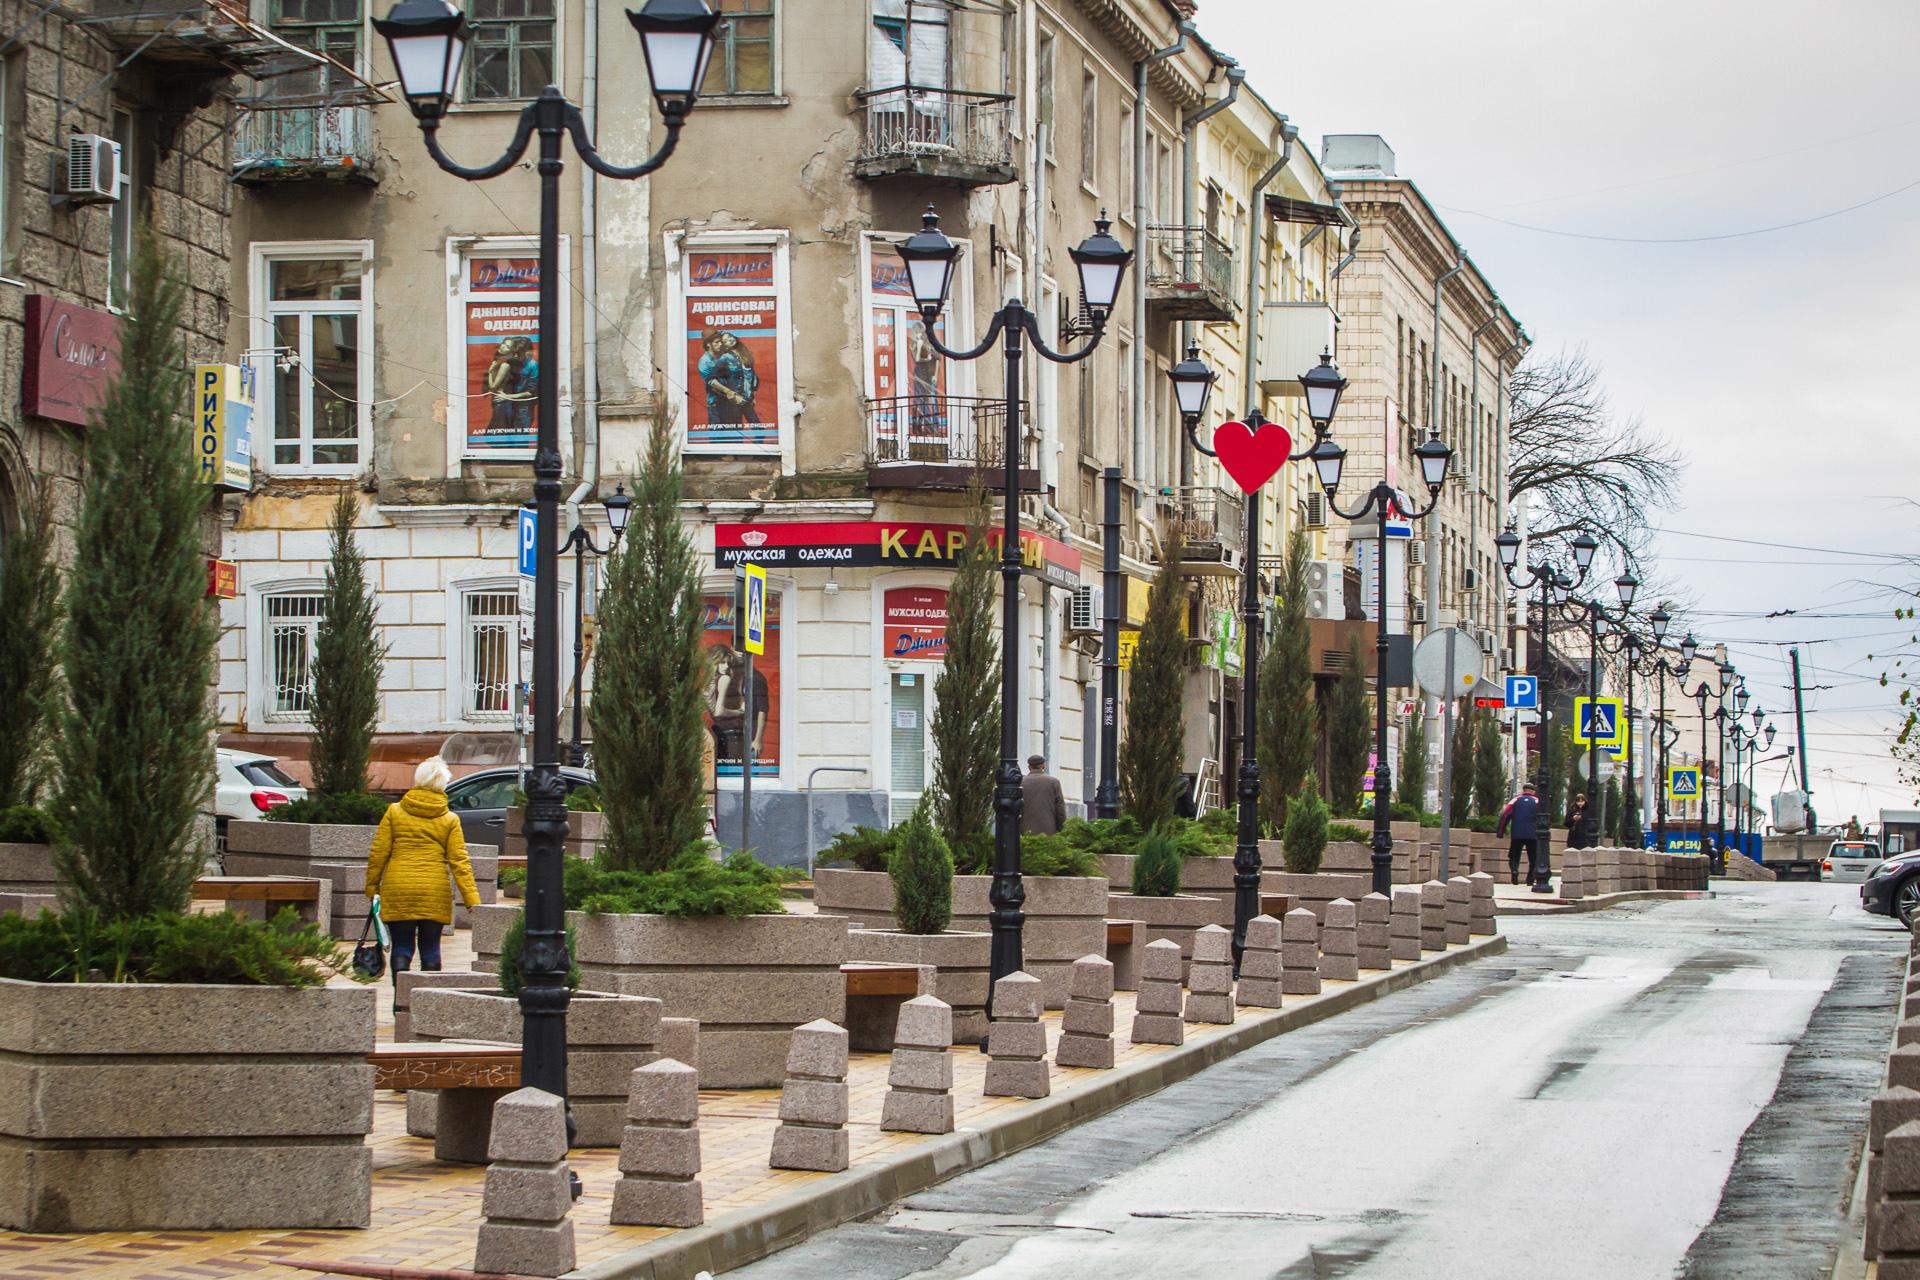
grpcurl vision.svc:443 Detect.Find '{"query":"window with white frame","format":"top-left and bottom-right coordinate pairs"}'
top-left (255, 245), bottom-right (371, 473)
top-left (265, 592), bottom-right (324, 722)
top-left (462, 588), bottom-right (519, 718)
top-left (469, 0), bottom-right (555, 101)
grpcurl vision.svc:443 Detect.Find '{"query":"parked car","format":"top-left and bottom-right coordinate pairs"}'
top-left (212, 749), bottom-right (308, 854)
top-left (1861, 851), bottom-right (1920, 927)
top-left (1824, 839), bottom-right (1884, 885)
top-left (444, 765), bottom-right (597, 852)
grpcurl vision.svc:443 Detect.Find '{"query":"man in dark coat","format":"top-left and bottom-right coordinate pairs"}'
top-left (1021, 755), bottom-right (1067, 835)
top-left (1497, 782), bottom-right (1543, 886)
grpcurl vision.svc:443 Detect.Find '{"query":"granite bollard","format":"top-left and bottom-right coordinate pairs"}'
top-left (610, 1059), bottom-right (703, 1228)
top-left (1129, 938), bottom-right (1185, 1046)
top-left (1055, 955), bottom-right (1117, 1069)
top-left (881, 996), bottom-right (956, 1134)
top-left (983, 972), bottom-right (1050, 1098)
top-left (1183, 924), bottom-right (1236, 1024)
top-left (1357, 893), bottom-right (1393, 970)
top-left (1319, 898), bottom-right (1359, 982)
top-left (473, 1089), bottom-right (575, 1278)
top-left (1281, 908), bottom-right (1321, 996)
top-left (770, 1020), bottom-right (849, 1173)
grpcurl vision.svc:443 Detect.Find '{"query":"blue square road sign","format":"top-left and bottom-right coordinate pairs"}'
top-left (1505, 675), bottom-right (1538, 709)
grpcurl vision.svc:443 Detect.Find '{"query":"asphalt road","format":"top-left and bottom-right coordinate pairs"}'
top-left (730, 883), bottom-right (1902, 1280)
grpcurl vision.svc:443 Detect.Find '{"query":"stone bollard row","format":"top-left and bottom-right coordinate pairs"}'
top-left (474, 1088), bottom-right (575, 1278)
top-left (1281, 908), bottom-right (1321, 996)
top-left (1319, 898), bottom-right (1359, 981)
top-left (1560, 849), bottom-right (1588, 900)
top-left (1236, 914), bottom-right (1285, 1008)
top-left (770, 1019), bottom-right (849, 1173)
top-left (1056, 955), bottom-right (1117, 1068)
top-left (984, 972), bottom-right (1050, 1098)
top-left (1389, 887), bottom-right (1422, 962)
top-left (611, 1059), bottom-right (702, 1228)
top-left (1468, 872), bottom-right (1497, 936)
top-left (881, 996), bottom-right (956, 1134)
top-left (1444, 877), bottom-right (1472, 945)
top-left (1183, 925), bottom-right (1236, 1025)
top-left (1358, 893), bottom-right (1393, 970)
top-left (1419, 881), bottom-right (1447, 953)
top-left (1130, 938), bottom-right (1186, 1046)
top-left (1867, 1086), bottom-right (1920, 1260)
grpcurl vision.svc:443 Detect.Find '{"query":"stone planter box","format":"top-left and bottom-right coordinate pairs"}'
top-left (1259, 871), bottom-right (1371, 919)
top-left (1106, 893), bottom-right (1226, 977)
top-left (468, 901), bottom-right (522, 977)
top-left (814, 869), bottom-right (1108, 1009)
top-left (1173, 854), bottom-right (1238, 918)
top-left (225, 820), bottom-right (378, 938)
top-left (573, 912), bottom-right (849, 1088)
top-left (845, 929), bottom-right (990, 1042)
top-left (504, 807), bottom-right (605, 858)
top-left (0, 843), bottom-right (61, 913)
top-left (411, 987), bottom-right (663, 1149)
top-left (1306, 838), bottom-right (1419, 883)
top-left (0, 978), bottom-right (374, 1231)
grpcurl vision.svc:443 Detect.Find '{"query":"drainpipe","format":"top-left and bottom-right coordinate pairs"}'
top-left (565, 0), bottom-right (602, 533)
top-left (1176, 65), bottom-right (1244, 487)
top-left (1132, 22), bottom-right (1191, 493)
top-left (1423, 256), bottom-right (1465, 641)
top-left (1239, 119), bottom-right (1295, 405)
top-left (1466, 309), bottom-right (1498, 638)
top-left (1327, 195), bottom-right (1359, 353)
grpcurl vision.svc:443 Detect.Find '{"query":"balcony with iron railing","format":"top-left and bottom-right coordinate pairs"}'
top-left (866, 394), bottom-right (1038, 492)
top-left (1157, 486), bottom-right (1246, 576)
top-left (234, 105), bottom-right (377, 184)
top-left (853, 86), bottom-right (1017, 187)
top-left (1143, 225), bottom-right (1237, 322)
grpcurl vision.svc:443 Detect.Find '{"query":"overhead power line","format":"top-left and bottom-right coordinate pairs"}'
top-left (1440, 175), bottom-right (1920, 244)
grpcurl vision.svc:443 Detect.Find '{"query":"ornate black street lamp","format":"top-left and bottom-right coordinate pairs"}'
top-left (1561, 572), bottom-right (1637, 847)
top-left (1597, 593), bottom-right (1662, 847)
top-left (564, 484), bottom-right (632, 765)
top-left (1631, 614), bottom-right (1697, 851)
top-left (896, 207), bottom-right (1130, 998)
top-left (1495, 522), bottom-right (1598, 892)
top-left (1691, 657), bottom-right (1734, 873)
top-left (1170, 348), bottom-right (1334, 965)
top-left (375, 0), bottom-right (718, 1119)
top-left (1313, 396), bottom-right (1453, 897)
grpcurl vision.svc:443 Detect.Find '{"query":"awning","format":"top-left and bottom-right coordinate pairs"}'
top-left (1266, 194), bottom-right (1347, 227)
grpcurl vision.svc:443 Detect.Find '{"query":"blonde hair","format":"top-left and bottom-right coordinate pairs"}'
top-left (415, 756), bottom-right (453, 792)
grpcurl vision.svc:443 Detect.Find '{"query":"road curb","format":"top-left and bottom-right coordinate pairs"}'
top-left (1496, 889), bottom-right (1714, 915)
top-left (569, 933), bottom-right (1509, 1280)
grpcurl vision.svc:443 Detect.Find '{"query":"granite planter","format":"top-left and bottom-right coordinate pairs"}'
top-left (1259, 871), bottom-right (1371, 919)
top-left (1303, 838), bottom-right (1418, 883)
top-left (0, 978), bottom-right (374, 1231)
top-left (225, 820), bottom-right (378, 938)
top-left (572, 912), bottom-right (849, 1087)
top-left (410, 987), bottom-right (663, 1148)
top-left (0, 842), bottom-right (61, 914)
top-left (1105, 892), bottom-right (1228, 977)
top-left (503, 807), bottom-right (605, 858)
top-left (815, 869), bottom-right (1108, 1009)
top-left (845, 929), bottom-right (991, 1041)
top-left (468, 901), bottom-right (523, 978)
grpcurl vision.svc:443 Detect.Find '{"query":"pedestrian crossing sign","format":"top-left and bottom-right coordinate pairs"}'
top-left (1573, 697), bottom-right (1624, 747)
top-left (1667, 766), bottom-right (1702, 801)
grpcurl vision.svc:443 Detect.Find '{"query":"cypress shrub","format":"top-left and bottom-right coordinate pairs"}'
top-left (592, 418), bottom-right (710, 872)
top-left (1449, 705), bottom-right (1475, 825)
top-left (1257, 528), bottom-right (1317, 833)
top-left (1130, 825), bottom-right (1182, 897)
top-left (1282, 782), bottom-right (1330, 874)
top-left (1397, 709), bottom-right (1427, 813)
top-left (889, 799), bottom-right (954, 935)
top-left (930, 486), bottom-right (999, 864)
top-left (1473, 707), bottom-right (1507, 817)
top-left (1121, 539), bottom-right (1189, 829)
top-left (1326, 635), bottom-right (1371, 816)
top-left (0, 480), bottom-right (62, 811)
top-left (498, 910), bottom-right (581, 996)
top-left (309, 486), bottom-right (386, 798)
top-left (51, 235), bottom-right (217, 921)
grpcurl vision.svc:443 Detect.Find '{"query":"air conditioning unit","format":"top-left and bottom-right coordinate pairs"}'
top-left (1305, 560), bottom-right (1334, 592)
top-left (1068, 584), bottom-right (1103, 633)
top-left (1408, 540), bottom-right (1427, 568)
top-left (1304, 489), bottom-right (1328, 529)
top-left (1463, 567), bottom-right (1478, 591)
top-left (1411, 599), bottom-right (1428, 625)
top-left (1479, 628), bottom-right (1496, 656)
top-left (62, 133), bottom-right (122, 204)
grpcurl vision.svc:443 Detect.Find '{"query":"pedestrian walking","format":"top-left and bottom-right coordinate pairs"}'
top-left (1021, 755), bottom-right (1067, 835)
top-left (1496, 782), bottom-right (1543, 885)
top-left (366, 756), bottom-right (482, 984)
top-left (1565, 794), bottom-right (1590, 850)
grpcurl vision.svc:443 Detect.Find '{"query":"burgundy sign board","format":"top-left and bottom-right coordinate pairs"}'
top-left (22, 295), bottom-right (122, 427)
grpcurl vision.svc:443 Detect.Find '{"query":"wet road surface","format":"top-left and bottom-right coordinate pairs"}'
top-left (730, 883), bottom-right (1901, 1280)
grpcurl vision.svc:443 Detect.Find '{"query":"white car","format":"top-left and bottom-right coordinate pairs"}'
top-left (1824, 839), bottom-right (1884, 885)
top-left (214, 749), bottom-right (307, 825)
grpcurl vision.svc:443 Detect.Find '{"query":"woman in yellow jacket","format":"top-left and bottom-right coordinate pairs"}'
top-left (367, 756), bottom-right (481, 982)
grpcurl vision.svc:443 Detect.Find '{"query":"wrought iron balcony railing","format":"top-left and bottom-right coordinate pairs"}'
top-left (1143, 224), bottom-right (1237, 319)
top-left (1162, 486), bottom-right (1247, 565)
top-left (234, 105), bottom-right (376, 182)
top-left (853, 85), bottom-right (1017, 184)
top-left (868, 393), bottom-right (1032, 472)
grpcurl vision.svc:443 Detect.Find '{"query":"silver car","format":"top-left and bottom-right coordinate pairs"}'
top-left (1824, 839), bottom-right (1884, 884)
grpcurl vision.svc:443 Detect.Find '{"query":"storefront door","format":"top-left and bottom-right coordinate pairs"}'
top-left (889, 670), bottom-right (929, 823)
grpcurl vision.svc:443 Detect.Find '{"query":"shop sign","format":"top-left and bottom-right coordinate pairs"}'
top-left (883, 586), bottom-right (948, 661)
top-left (206, 559), bottom-right (239, 599)
top-left (192, 364), bottom-right (255, 492)
top-left (22, 295), bottom-right (121, 427)
top-left (716, 520), bottom-right (1082, 591)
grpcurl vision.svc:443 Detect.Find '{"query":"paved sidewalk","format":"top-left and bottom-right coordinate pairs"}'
top-left (1491, 877), bottom-right (1712, 914)
top-left (0, 927), bottom-right (1505, 1280)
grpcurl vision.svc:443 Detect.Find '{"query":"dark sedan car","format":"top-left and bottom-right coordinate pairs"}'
top-left (446, 765), bottom-right (597, 852)
top-left (1861, 851), bottom-right (1920, 928)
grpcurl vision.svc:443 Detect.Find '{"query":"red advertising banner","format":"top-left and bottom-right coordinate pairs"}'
top-left (717, 520), bottom-right (1081, 591)
top-left (22, 295), bottom-right (121, 427)
top-left (883, 586), bottom-right (948, 662)
top-left (465, 255), bottom-right (542, 453)
top-left (703, 592), bottom-right (780, 779)
top-left (686, 250), bottom-right (778, 449)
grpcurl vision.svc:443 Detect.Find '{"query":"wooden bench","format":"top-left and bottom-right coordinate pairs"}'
top-left (1105, 918), bottom-right (1145, 991)
top-left (841, 961), bottom-right (932, 1052)
top-left (1260, 892), bottom-right (1296, 918)
top-left (193, 875), bottom-right (328, 926)
top-left (372, 1041), bottom-right (522, 1163)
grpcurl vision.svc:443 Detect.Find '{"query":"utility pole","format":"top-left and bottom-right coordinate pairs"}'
top-left (1789, 646), bottom-right (1815, 832)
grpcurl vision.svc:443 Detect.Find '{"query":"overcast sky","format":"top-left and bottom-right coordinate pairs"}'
top-left (1201, 0), bottom-right (1920, 822)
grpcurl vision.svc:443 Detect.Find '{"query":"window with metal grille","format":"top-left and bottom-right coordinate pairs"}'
top-left (469, 0), bottom-right (555, 102)
top-left (266, 593), bottom-right (323, 721)
top-left (464, 590), bottom-right (519, 718)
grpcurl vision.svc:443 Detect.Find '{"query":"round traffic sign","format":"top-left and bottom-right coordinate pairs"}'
top-left (1411, 627), bottom-right (1482, 698)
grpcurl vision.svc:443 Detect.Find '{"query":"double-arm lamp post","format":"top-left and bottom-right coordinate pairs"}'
top-left (374, 0), bottom-right (721, 1114)
top-left (1632, 619), bottom-right (1695, 851)
top-left (1561, 574), bottom-right (1640, 847)
top-left (1596, 598), bottom-right (1666, 846)
top-left (894, 208), bottom-right (1131, 997)
top-left (565, 485), bottom-right (632, 765)
top-left (1307, 373), bottom-right (1455, 897)
top-left (1163, 347), bottom-right (1341, 964)
top-left (1493, 523), bottom-right (1598, 892)
top-left (1691, 658), bottom-right (1737, 873)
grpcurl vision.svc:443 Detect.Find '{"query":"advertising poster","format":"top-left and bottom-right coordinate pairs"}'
top-left (869, 254), bottom-right (949, 458)
top-left (703, 591), bottom-right (780, 779)
top-left (883, 586), bottom-right (948, 662)
top-left (686, 250), bottom-right (779, 450)
top-left (465, 255), bottom-right (542, 454)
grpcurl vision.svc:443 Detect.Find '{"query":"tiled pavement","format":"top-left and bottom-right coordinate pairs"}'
top-left (0, 925), bottom-right (1496, 1280)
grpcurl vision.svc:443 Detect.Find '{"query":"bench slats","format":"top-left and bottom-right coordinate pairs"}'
top-left (371, 1041), bottom-right (522, 1090)
top-left (841, 962), bottom-right (921, 998)
top-left (193, 877), bottom-right (321, 902)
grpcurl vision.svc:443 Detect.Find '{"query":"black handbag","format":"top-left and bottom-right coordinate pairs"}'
top-left (351, 903), bottom-right (386, 980)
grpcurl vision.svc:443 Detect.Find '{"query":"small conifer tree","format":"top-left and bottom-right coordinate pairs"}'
top-left (1257, 529), bottom-right (1317, 832)
top-left (1282, 782), bottom-right (1330, 874)
top-left (1449, 704), bottom-right (1475, 825)
top-left (1326, 635), bottom-right (1371, 816)
top-left (309, 487), bottom-right (385, 798)
top-left (51, 235), bottom-right (217, 919)
top-left (1121, 539), bottom-right (1189, 830)
top-left (890, 798), bottom-right (954, 934)
top-left (0, 481), bottom-right (62, 810)
top-left (592, 417), bottom-right (710, 873)
top-left (1473, 710), bottom-right (1507, 817)
top-left (930, 487), bottom-right (999, 871)
top-left (1130, 825), bottom-right (1182, 897)
top-left (1397, 708), bottom-right (1427, 814)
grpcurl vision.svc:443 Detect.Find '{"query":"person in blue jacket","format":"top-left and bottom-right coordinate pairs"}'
top-left (1497, 782), bottom-right (1543, 885)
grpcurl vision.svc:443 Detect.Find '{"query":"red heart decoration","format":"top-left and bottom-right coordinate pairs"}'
top-left (1211, 419), bottom-right (1294, 495)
